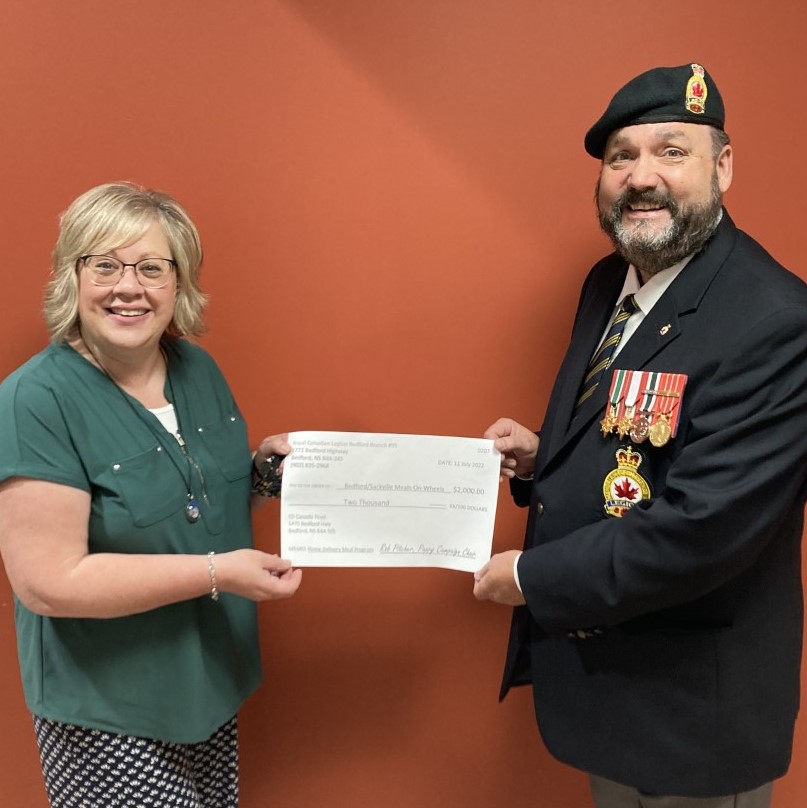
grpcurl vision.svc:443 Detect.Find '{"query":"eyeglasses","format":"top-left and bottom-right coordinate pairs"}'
top-left (80, 255), bottom-right (176, 289)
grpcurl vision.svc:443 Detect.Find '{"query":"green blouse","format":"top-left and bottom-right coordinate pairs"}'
top-left (0, 339), bottom-right (262, 743)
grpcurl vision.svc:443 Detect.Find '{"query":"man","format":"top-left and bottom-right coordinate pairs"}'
top-left (473, 63), bottom-right (807, 808)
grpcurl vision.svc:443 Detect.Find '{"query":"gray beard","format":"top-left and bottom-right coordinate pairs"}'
top-left (597, 176), bottom-right (722, 277)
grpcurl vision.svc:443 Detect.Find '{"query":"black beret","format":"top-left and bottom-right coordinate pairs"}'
top-left (584, 63), bottom-right (725, 159)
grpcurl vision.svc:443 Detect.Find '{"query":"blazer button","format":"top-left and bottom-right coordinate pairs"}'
top-left (535, 501), bottom-right (544, 515)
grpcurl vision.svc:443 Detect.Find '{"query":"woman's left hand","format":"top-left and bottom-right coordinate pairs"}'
top-left (254, 433), bottom-right (292, 468)
top-left (216, 549), bottom-right (303, 601)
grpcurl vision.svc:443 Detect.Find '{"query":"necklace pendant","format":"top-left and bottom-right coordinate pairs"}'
top-left (185, 497), bottom-right (201, 523)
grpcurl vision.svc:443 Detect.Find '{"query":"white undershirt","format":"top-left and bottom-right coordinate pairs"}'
top-left (149, 403), bottom-right (179, 436)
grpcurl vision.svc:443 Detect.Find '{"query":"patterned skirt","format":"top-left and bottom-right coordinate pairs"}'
top-left (33, 714), bottom-right (239, 807)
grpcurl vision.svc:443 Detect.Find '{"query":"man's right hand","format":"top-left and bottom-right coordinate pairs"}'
top-left (483, 418), bottom-right (539, 480)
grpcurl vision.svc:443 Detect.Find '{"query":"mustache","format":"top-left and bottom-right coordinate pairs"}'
top-left (613, 188), bottom-right (679, 216)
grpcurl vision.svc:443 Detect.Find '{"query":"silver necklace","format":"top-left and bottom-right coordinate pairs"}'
top-left (79, 335), bottom-right (206, 524)
top-left (165, 369), bottom-right (210, 523)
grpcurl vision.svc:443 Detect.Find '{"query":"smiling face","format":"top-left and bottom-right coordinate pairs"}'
top-left (76, 221), bottom-right (177, 366)
top-left (596, 122), bottom-right (732, 279)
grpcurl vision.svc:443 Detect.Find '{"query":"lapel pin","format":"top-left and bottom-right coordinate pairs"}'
top-left (659, 324), bottom-right (671, 336)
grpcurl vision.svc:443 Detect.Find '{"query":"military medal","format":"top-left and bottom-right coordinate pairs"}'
top-left (600, 407), bottom-right (618, 437)
top-left (649, 373), bottom-right (686, 447)
top-left (630, 413), bottom-right (650, 443)
top-left (616, 408), bottom-right (634, 439)
top-left (630, 371), bottom-right (660, 443)
top-left (648, 413), bottom-right (672, 447)
top-left (600, 369), bottom-right (627, 436)
top-left (617, 371), bottom-right (642, 438)
top-left (647, 374), bottom-right (680, 447)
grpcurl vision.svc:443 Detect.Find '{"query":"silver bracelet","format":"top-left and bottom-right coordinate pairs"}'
top-left (207, 551), bottom-right (220, 601)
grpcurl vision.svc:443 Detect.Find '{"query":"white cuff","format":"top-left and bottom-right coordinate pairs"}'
top-left (513, 551), bottom-right (523, 593)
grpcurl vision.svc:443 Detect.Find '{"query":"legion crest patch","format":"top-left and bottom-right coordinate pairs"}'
top-left (603, 445), bottom-right (651, 517)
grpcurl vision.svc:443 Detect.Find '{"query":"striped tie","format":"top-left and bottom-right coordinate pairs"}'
top-left (576, 294), bottom-right (637, 408)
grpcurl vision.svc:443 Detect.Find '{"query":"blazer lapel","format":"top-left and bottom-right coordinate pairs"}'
top-left (543, 262), bottom-right (625, 462)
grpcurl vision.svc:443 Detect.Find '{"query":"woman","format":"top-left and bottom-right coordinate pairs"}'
top-left (0, 182), bottom-right (302, 807)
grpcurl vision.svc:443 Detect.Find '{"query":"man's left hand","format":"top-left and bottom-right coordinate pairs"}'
top-left (473, 550), bottom-right (526, 606)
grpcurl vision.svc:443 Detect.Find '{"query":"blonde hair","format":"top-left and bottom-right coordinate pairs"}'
top-left (44, 182), bottom-right (208, 342)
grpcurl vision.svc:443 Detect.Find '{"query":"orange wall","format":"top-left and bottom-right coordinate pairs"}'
top-left (1, 2), bottom-right (805, 806)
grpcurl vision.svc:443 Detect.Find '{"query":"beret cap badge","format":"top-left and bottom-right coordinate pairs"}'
top-left (685, 63), bottom-right (708, 115)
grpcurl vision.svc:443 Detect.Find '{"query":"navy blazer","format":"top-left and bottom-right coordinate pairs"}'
top-left (501, 211), bottom-right (807, 797)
